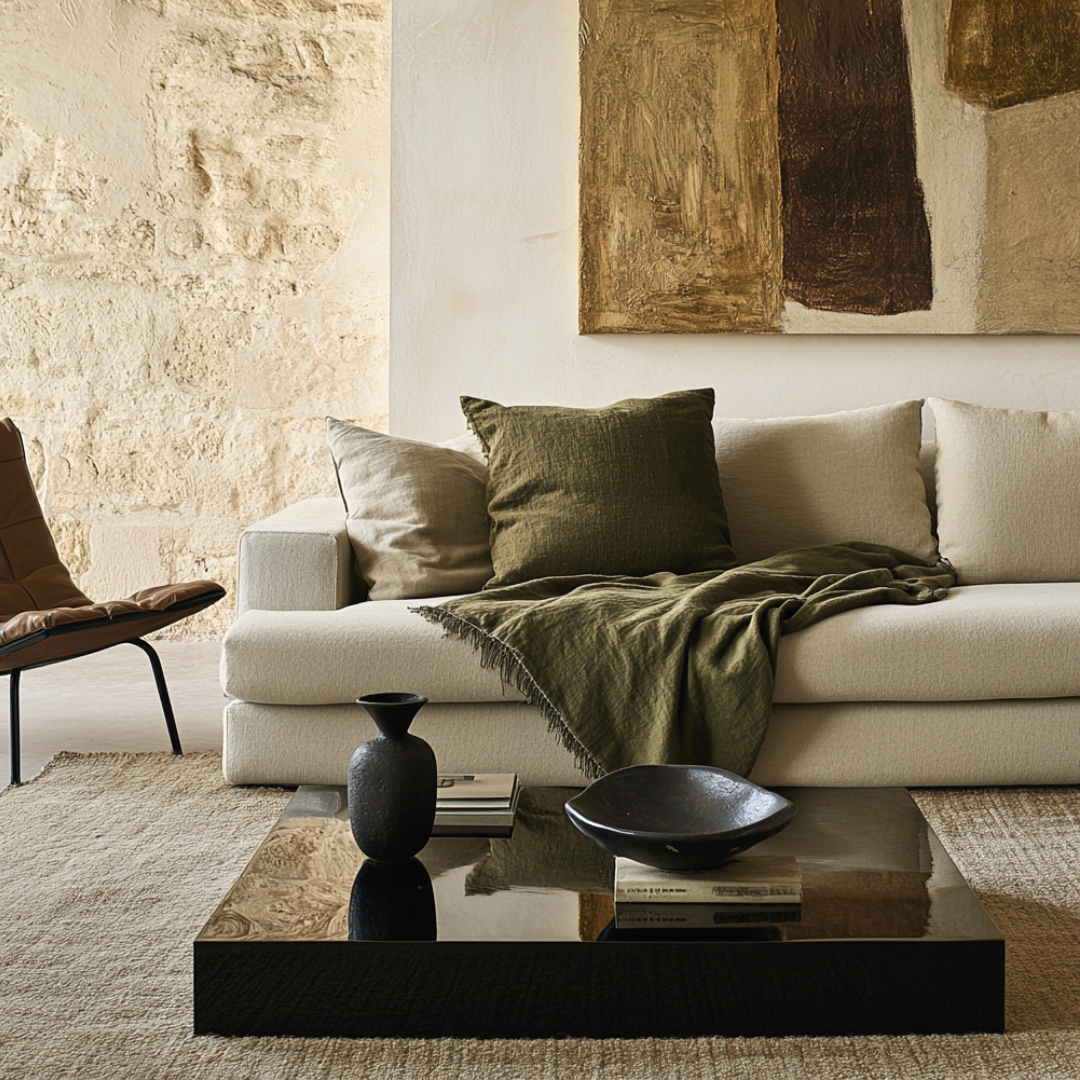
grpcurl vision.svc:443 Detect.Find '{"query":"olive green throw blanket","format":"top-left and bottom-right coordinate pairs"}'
top-left (414, 544), bottom-right (954, 779)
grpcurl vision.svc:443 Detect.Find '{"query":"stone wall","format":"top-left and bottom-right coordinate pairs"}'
top-left (0, 0), bottom-right (390, 637)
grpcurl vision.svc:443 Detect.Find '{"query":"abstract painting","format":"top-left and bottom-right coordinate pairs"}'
top-left (579, 0), bottom-right (1080, 334)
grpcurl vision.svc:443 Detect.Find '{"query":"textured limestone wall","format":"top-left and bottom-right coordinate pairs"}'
top-left (0, 0), bottom-right (390, 637)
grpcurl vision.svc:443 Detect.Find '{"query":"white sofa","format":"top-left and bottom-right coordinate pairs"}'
top-left (221, 404), bottom-right (1080, 789)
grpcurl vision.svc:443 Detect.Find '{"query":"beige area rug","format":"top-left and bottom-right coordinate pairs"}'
top-left (2, 753), bottom-right (1080, 1080)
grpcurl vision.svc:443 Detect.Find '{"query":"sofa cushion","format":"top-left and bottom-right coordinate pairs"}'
top-left (223, 584), bottom-right (1080, 707)
top-left (929, 397), bottom-right (1080, 584)
top-left (774, 582), bottom-right (1080, 702)
top-left (461, 389), bottom-right (735, 587)
top-left (222, 700), bottom-right (587, 788)
top-left (713, 400), bottom-right (938, 564)
top-left (326, 419), bottom-right (494, 600)
top-left (222, 597), bottom-right (525, 706)
top-left (223, 696), bottom-right (1080, 788)
top-left (752, 698), bottom-right (1080, 788)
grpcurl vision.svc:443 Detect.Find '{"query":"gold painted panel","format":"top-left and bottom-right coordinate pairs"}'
top-left (945, 0), bottom-right (1080, 110)
top-left (578, 0), bottom-right (782, 334)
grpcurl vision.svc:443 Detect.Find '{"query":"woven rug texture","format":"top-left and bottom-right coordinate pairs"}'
top-left (1, 751), bottom-right (1079, 1079)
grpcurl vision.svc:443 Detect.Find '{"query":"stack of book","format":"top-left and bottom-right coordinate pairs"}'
top-left (432, 773), bottom-right (520, 837)
top-left (613, 854), bottom-right (803, 929)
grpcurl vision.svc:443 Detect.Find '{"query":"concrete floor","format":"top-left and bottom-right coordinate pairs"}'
top-left (1, 641), bottom-right (225, 788)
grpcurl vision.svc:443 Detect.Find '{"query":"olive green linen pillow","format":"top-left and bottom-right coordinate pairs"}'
top-left (461, 389), bottom-right (735, 588)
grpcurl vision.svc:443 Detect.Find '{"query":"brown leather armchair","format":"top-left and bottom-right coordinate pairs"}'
top-left (0, 419), bottom-right (226, 785)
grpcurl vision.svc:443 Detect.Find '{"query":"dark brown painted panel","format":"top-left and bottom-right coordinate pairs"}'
top-left (946, 0), bottom-right (1080, 110)
top-left (776, 0), bottom-right (933, 316)
top-left (579, 0), bottom-right (782, 333)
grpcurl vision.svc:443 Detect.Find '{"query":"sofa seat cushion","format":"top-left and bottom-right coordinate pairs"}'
top-left (222, 597), bottom-right (526, 706)
top-left (224, 584), bottom-right (1080, 708)
top-left (774, 583), bottom-right (1080, 703)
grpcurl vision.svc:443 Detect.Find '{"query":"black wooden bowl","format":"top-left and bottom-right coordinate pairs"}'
top-left (564, 764), bottom-right (797, 871)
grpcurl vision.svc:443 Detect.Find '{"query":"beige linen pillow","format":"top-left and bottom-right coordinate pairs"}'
top-left (713, 400), bottom-right (937, 563)
top-left (326, 418), bottom-right (493, 600)
top-left (929, 397), bottom-right (1080, 584)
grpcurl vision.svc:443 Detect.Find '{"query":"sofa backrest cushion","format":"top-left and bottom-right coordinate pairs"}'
top-left (713, 400), bottom-right (939, 564)
top-left (929, 397), bottom-right (1080, 584)
top-left (326, 418), bottom-right (494, 600)
top-left (462, 389), bottom-right (736, 587)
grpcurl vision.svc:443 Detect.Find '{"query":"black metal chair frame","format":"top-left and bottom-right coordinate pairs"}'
top-left (0, 592), bottom-right (220, 787)
top-left (3, 638), bottom-right (180, 787)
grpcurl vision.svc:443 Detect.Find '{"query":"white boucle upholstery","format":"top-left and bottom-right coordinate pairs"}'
top-left (223, 584), bottom-right (1080, 707)
top-left (222, 597), bottom-right (522, 706)
top-left (221, 433), bottom-right (1080, 788)
top-left (773, 583), bottom-right (1080, 702)
top-left (223, 700), bottom-right (584, 788)
top-left (221, 696), bottom-right (1080, 789)
top-left (236, 498), bottom-right (359, 615)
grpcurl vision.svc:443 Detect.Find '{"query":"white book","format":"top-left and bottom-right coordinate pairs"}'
top-left (435, 783), bottom-right (521, 826)
top-left (436, 773), bottom-right (518, 808)
top-left (614, 855), bottom-right (802, 904)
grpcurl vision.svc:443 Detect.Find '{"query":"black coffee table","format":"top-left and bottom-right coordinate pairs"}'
top-left (194, 785), bottom-right (1004, 1038)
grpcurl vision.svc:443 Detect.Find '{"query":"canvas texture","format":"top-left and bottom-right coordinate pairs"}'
top-left (930, 397), bottom-right (1080, 584)
top-left (461, 389), bottom-right (734, 588)
top-left (326, 418), bottom-right (494, 601)
top-left (713, 400), bottom-right (938, 564)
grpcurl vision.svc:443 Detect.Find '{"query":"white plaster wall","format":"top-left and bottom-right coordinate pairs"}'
top-left (390, 0), bottom-right (1080, 442)
top-left (0, 0), bottom-right (391, 636)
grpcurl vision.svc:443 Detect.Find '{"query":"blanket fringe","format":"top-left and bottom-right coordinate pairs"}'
top-left (412, 606), bottom-right (603, 780)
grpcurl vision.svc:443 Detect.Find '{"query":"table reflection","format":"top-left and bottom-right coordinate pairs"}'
top-left (348, 857), bottom-right (437, 941)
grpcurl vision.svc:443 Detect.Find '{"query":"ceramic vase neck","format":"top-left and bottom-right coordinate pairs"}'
top-left (356, 692), bottom-right (428, 740)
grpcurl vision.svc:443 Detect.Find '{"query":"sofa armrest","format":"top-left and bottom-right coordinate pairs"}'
top-left (237, 498), bottom-right (362, 614)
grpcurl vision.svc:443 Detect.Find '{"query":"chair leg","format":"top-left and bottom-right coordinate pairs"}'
top-left (9, 669), bottom-right (21, 786)
top-left (130, 639), bottom-right (183, 756)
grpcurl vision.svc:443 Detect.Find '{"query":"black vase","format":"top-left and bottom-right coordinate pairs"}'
top-left (348, 857), bottom-right (437, 941)
top-left (348, 692), bottom-right (437, 863)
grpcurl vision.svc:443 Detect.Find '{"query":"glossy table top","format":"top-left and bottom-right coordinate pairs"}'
top-left (197, 785), bottom-right (1002, 947)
